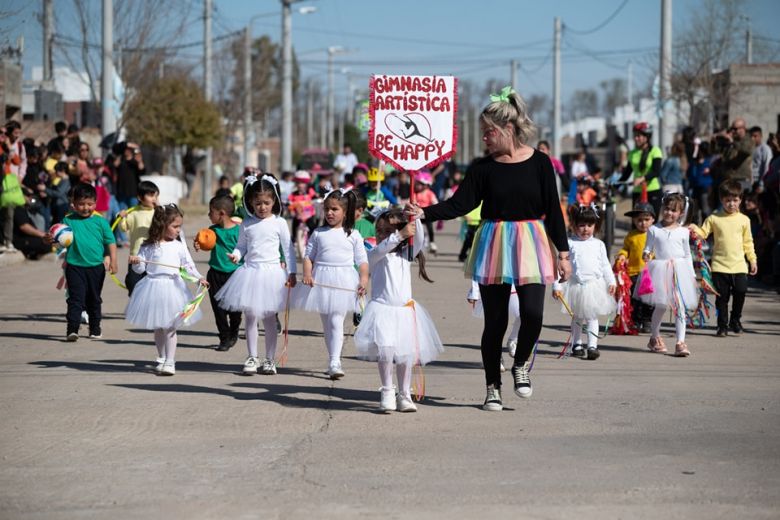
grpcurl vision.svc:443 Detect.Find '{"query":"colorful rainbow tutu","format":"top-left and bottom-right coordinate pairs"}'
top-left (465, 219), bottom-right (556, 286)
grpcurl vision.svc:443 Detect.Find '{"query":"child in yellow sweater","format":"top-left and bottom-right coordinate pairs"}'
top-left (689, 179), bottom-right (757, 337)
top-left (615, 202), bottom-right (655, 332)
top-left (119, 181), bottom-right (159, 295)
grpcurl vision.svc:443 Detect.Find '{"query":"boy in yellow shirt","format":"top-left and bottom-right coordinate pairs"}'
top-left (690, 179), bottom-right (757, 336)
top-left (616, 202), bottom-right (655, 332)
top-left (118, 181), bottom-right (159, 295)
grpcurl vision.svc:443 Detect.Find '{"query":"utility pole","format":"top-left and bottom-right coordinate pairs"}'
top-left (627, 60), bottom-right (633, 110)
top-left (337, 111), bottom-right (344, 152)
top-left (659, 0), bottom-right (672, 153)
top-left (243, 26), bottom-right (252, 169)
top-left (306, 79), bottom-right (314, 149)
top-left (101, 0), bottom-right (116, 139)
top-left (510, 59), bottom-right (517, 91)
top-left (346, 73), bottom-right (355, 124)
top-left (553, 16), bottom-right (562, 157)
top-left (203, 0), bottom-right (212, 203)
top-left (745, 16), bottom-right (753, 64)
top-left (281, 0), bottom-right (293, 171)
top-left (327, 48), bottom-right (336, 152)
top-left (43, 0), bottom-right (53, 86)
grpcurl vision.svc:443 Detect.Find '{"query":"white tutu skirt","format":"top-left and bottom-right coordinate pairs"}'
top-left (638, 258), bottom-right (698, 309)
top-left (354, 299), bottom-right (444, 365)
top-left (215, 263), bottom-right (288, 315)
top-left (560, 278), bottom-right (617, 320)
top-left (472, 291), bottom-right (520, 319)
top-left (292, 265), bottom-right (361, 314)
top-left (125, 275), bottom-right (201, 329)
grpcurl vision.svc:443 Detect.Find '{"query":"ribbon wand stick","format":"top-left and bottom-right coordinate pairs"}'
top-left (407, 168), bottom-right (417, 261)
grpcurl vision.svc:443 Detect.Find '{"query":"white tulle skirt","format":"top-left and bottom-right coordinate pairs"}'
top-left (471, 291), bottom-right (520, 319)
top-left (291, 265), bottom-right (361, 314)
top-left (125, 275), bottom-right (201, 329)
top-left (637, 258), bottom-right (698, 310)
top-left (560, 277), bottom-right (617, 320)
top-left (354, 299), bottom-right (444, 365)
top-left (215, 263), bottom-right (288, 315)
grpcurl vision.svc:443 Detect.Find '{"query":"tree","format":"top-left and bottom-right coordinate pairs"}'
top-left (125, 74), bottom-right (221, 150)
top-left (567, 88), bottom-right (599, 120)
top-left (526, 94), bottom-right (551, 130)
top-left (599, 78), bottom-right (627, 117)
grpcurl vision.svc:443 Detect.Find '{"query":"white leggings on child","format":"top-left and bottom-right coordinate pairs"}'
top-left (245, 312), bottom-right (278, 359)
top-left (320, 312), bottom-right (346, 363)
top-left (378, 359), bottom-right (413, 397)
top-left (154, 328), bottom-right (177, 361)
top-left (571, 319), bottom-right (599, 348)
top-left (509, 316), bottom-right (521, 341)
top-left (651, 305), bottom-right (686, 342)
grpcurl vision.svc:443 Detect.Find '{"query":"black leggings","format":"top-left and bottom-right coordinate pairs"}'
top-left (479, 283), bottom-right (546, 388)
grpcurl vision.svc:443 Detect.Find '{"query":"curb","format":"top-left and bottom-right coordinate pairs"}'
top-left (0, 251), bottom-right (28, 268)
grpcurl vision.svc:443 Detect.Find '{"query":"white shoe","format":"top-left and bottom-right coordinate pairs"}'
top-left (243, 356), bottom-right (259, 374)
top-left (379, 387), bottom-right (396, 413)
top-left (483, 384), bottom-right (503, 411)
top-left (327, 361), bottom-right (345, 380)
top-left (428, 242), bottom-right (438, 254)
top-left (80, 311), bottom-right (89, 325)
top-left (154, 357), bottom-right (166, 373)
top-left (160, 361), bottom-right (175, 376)
top-left (260, 358), bottom-right (277, 375)
top-left (397, 393), bottom-right (418, 413)
top-left (66, 332), bottom-right (79, 342)
top-left (507, 338), bottom-right (517, 358)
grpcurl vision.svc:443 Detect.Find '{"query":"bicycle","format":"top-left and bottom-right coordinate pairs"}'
top-left (595, 180), bottom-right (630, 251)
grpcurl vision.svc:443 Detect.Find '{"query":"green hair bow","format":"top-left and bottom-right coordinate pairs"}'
top-left (490, 85), bottom-right (515, 103)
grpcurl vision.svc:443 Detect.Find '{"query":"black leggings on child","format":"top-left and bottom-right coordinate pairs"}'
top-left (479, 283), bottom-right (546, 388)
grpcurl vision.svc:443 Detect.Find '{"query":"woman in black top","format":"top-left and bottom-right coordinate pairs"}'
top-left (408, 88), bottom-right (571, 411)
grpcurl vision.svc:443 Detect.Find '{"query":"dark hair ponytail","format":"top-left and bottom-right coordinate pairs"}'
top-left (324, 189), bottom-right (358, 235)
top-left (375, 208), bottom-right (433, 283)
top-left (144, 204), bottom-right (184, 245)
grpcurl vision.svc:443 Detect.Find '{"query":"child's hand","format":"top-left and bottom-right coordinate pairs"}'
top-left (199, 278), bottom-right (209, 288)
top-left (608, 284), bottom-right (616, 296)
top-left (642, 252), bottom-right (651, 262)
top-left (399, 221), bottom-right (416, 240)
top-left (467, 298), bottom-right (476, 309)
top-left (302, 274), bottom-right (314, 287)
top-left (552, 290), bottom-right (563, 301)
top-left (109, 259), bottom-right (118, 274)
top-left (129, 255), bottom-right (141, 265)
top-left (286, 273), bottom-right (297, 288)
top-left (357, 283), bottom-right (367, 297)
top-left (687, 223), bottom-right (697, 232)
top-left (227, 253), bottom-right (239, 264)
top-left (193, 240), bottom-right (201, 252)
top-left (43, 233), bottom-right (53, 245)
top-left (749, 261), bottom-right (758, 275)
top-left (118, 209), bottom-right (128, 219)
top-left (103, 256), bottom-right (110, 271)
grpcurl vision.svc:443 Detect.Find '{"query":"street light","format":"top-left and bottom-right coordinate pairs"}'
top-left (243, 4), bottom-right (316, 171)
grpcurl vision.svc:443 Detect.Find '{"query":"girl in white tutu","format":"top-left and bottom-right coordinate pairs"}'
top-left (215, 174), bottom-right (297, 375)
top-left (552, 204), bottom-right (616, 360)
top-left (354, 208), bottom-right (443, 412)
top-left (294, 188), bottom-right (368, 379)
top-left (640, 193), bottom-right (697, 357)
top-left (126, 204), bottom-right (208, 376)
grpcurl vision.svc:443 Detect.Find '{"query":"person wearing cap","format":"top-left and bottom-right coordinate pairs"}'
top-left (619, 122), bottom-right (664, 215)
top-left (362, 166), bottom-right (397, 217)
top-left (616, 201), bottom-right (656, 333)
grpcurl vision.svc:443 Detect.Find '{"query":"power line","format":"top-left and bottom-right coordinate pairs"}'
top-left (564, 0), bottom-right (629, 35)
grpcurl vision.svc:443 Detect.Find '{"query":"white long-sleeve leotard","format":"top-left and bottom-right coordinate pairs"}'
top-left (367, 219), bottom-right (424, 306)
top-left (553, 236), bottom-right (615, 291)
top-left (132, 239), bottom-right (203, 279)
top-left (231, 214), bottom-right (296, 274)
top-left (306, 226), bottom-right (368, 267)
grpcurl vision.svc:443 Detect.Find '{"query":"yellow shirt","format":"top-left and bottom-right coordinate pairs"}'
top-left (692, 210), bottom-right (756, 274)
top-left (617, 229), bottom-right (648, 277)
top-left (119, 205), bottom-right (156, 255)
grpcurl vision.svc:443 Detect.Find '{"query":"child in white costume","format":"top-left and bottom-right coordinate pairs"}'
top-left (126, 204), bottom-right (208, 376)
top-left (355, 208), bottom-right (444, 413)
top-left (553, 204), bottom-right (616, 360)
top-left (640, 193), bottom-right (697, 357)
top-left (216, 174), bottom-right (297, 375)
top-left (294, 188), bottom-right (369, 379)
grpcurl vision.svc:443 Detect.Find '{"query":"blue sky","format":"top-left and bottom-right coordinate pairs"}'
top-left (3, 0), bottom-right (779, 108)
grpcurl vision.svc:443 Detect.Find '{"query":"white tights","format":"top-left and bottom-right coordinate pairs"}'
top-left (651, 305), bottom-right (686, 342)
top-left (153, 328), bottom-right (177, 361)
top-left (378, 359), bottom-right (413, 398)
top-left (571, 319), bottom-right (599, 348)
top-left (320, 312), bottom-right (346, 363)
top-left (509, 316), bottom-right (521, 341)
top-left (245, 312), bottom-right (278, 360)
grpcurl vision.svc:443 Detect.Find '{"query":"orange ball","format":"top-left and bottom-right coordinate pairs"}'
top-left (195, 228), bottom-right (217, 251)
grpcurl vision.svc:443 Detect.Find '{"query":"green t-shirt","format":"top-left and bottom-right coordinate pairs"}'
top-left (628, 146), bottom-right (663, 193)
top-left (208, 224), bottom-right (242, 273)
top-left (63, 213), bottom-right (116, 267)
top-left (353, 217), bottom-right (376, 239)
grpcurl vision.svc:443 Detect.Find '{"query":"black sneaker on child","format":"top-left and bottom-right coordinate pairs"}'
top-left (729, 321), bottom-right (743, 335)
top-left (586, 347), bottom-right (600, 360)
top-left (715, 327), bottom-right (728, 337)
top-left (276, 314), bottom-right (282, 335)
top-left (572, 345), bottom-right (586, 359)
top-left (216, 338), bottom-right (232, 352)
top-left (640, 322), bottom-right (651, 334)
top-left (352, 313), bottom-right (362, 327)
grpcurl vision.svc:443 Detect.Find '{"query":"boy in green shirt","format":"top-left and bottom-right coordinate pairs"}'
top-left (58, 183), bottom-right (118, 341)
top-left (195, 195), bottom-right (242, 351)
top-left (352, 192), bottom-right (375, 240)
